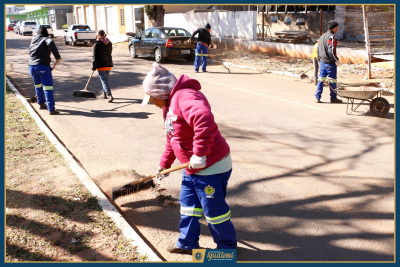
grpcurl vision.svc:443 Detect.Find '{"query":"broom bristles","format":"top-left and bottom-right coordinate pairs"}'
top-left (73, 90), bottom-right (97, 98)
top-left (111, 179), bottom-right (155, 201)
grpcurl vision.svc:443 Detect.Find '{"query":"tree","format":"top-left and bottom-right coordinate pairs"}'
top-left (144, 5), bottom-right (165, 27)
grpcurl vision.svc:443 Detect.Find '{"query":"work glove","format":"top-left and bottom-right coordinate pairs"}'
top-left (56, 58), bottom-right (62, 63)
top-left (189, 155), bottom-right (207, 169)
top-left (156, 166), bottom-right (169, 185)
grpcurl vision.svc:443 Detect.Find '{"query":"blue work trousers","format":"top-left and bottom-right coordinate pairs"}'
top-left (194, 43), bottom-right (208, 72)
top-left (315, 62), bottom-right (338, 100)
top-left (98, 70), bottom-right (111, 95)
top-left (29, 65), bottom-right (55, 112)
top-left (176, 169), bottom-right (237, 250)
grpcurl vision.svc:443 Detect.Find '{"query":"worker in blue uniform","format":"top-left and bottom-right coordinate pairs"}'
top-left (188, 23), bottom-right (212, 73)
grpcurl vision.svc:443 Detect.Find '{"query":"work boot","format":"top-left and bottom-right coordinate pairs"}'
top-left (108, 94), bottom-right (114, 102)
top-left (100, 91), bottom-right (108, 99)
top-left (166, 243), bottom-right (192, 255)
top-left (202, 69), bottom-right (207, 72)
top-left (330, 98), bottom-right (343, 103)
top-left (49, 110), bottom-right (60, 115)
top-left (314, 99), bottom-right (321, 103)
top-left (39, 104), bottom-right (47, 109)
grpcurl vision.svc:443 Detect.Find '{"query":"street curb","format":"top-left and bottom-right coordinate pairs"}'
top-left (209, 60), bottom-right (395, 92)
top-left (6, 78), bottom-right (162, 262)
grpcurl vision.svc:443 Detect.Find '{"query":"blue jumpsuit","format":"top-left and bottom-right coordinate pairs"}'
top-left (194, 43), bottom-right (208, 72)
top-left (176, 168), bottom-right (237, 250)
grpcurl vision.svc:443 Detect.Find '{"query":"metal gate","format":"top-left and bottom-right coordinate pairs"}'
top-left (77, 7), bottom-right (84, 24)
top-left (95, 6), bottom-right (105, 32)
top-left (106, 6), bottom-right (116, 35)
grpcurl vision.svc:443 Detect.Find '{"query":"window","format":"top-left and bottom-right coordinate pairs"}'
top-left (163, 28), bottom-right (191, 37)
top-left (57, 10), bottom-right (63, 14)
top-left (120, 9), bottom-right (125, 26)
top-left (140, 29), bottom-right (151, 39)
top-left (150, 28), bottom-right (162, 38)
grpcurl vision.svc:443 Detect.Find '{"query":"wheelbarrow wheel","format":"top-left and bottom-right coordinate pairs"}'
top-left (370, 97), bottom-right (390, 118)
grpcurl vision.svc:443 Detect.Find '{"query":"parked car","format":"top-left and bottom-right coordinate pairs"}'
top-left (33, 24), bottom-right (54, 38)
top-left (128, 27), bottom-right (197, 63)
top-left (64, 24), bottom-right (97, 46)
top-left (14, 21), bottom-right (22, 34)
top-left (19, 21), bottom-right (37, 36)
top-left (6, 23), bottom-right (15, 32)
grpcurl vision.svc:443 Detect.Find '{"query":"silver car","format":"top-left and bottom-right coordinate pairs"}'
top-left (33, 24), bottom-right (54, 38)
top-left (19, 21), bottom-right (37, 36)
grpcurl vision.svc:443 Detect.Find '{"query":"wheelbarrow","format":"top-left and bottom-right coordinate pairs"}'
top-left (322, 77), bottom-right (391, 118)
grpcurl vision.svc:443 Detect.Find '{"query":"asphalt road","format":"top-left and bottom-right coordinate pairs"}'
top-left (6, 31), bottom-right (395, 262)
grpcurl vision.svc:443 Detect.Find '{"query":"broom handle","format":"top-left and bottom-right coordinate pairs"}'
top-left (84, 70), bottom-right (95, 91)
top-left (300, 66), bottom-right (313, 76)
top-left (129, 162), bottom-right (190, 187)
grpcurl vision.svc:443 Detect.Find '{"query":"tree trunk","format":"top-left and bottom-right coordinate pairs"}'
top-left (150, 5), bottom-right (164, 27)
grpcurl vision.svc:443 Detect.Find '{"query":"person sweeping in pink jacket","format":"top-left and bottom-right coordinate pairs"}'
top-left (142, 62), bottom-right (237, 254)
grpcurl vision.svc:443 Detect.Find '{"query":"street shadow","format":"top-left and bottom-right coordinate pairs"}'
top-left (114, 118), bottom-right (394, 262)
top-left (6, 189), bottom-right (117, 261)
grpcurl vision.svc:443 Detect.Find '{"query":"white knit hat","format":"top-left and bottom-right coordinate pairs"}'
top-left (142, 62), bottom-right (177, 106)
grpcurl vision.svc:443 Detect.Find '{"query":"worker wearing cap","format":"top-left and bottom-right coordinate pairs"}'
top-left (315, 20), bottom-right (343, 103)
top-left (28, 25), bottom-right (62, 115)
top-left (142, 62), bottom-right (237, 254)
top-left (188, 23), bottom-right (212, 73)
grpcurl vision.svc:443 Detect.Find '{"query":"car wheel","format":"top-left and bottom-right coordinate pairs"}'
top-left (64, 37), bottom-right (69, 45)
top-left (51, 35), bottom-right (54, 38)
top-left (130, 45), bottom-right (138, 58)
top-left (154, 48), bottom-right (165, 63)
top-left (84, 42), bottom-right (88, 45)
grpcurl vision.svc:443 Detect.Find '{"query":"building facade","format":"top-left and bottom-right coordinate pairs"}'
top-left (73, 5), bottom-right (147, 35)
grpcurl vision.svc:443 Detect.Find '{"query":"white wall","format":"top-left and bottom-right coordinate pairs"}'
top-left (165, 11), bottom-right (257, 40)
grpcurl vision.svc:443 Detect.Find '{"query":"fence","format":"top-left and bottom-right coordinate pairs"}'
top-left (337, 5), bottom-right (394, 54)
top-left (164, 11), bottom-right (257, 40)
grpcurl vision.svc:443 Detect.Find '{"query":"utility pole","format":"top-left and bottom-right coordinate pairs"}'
top-left (262, 5), bottom-right (265, 41)
top-left (320, 8), bottom-right (323, 36)
top-left (362, 5), bottom-right (372, 79)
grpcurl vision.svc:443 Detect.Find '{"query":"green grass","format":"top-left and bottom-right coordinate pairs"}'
top-left (5, 82), bottom-right (143, 262)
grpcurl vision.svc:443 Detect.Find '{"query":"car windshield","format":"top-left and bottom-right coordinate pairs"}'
top-left (25, 22), bottom-right (36, 25)
top-left (9, 24), bottom-right (15, 26)
top-left (41, 25), bottom-right (51, 28)
top-left (73, 26), bottom-right (91, 31)
top-left (162, 28), bottom-right (191, 37)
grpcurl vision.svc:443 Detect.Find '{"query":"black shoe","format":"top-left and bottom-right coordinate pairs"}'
top-left (166, 243), bottom-right (192, 255)
top-left (39, 104), bottom-right (47, 109)
top-left (100, 91), bottom-right (108, 99)
top-left (202, 70), bottom-right (207, 72)
top-left (49, 110), bottom-right (60, 115)
top-left (194, 70), bottom-right (199, 73)
top-left (314, 99), bottom-right (321, 103)
top-left (108, 94), bottom-right (114, 102)
top-left (330, 98), bottom-right (343, 103)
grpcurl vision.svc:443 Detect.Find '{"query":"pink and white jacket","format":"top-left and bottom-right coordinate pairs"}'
top-left (159, 74), bottom-right (230, 175)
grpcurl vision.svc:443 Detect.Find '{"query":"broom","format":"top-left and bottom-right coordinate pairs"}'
top-left (111, 162), bottom-right (190, 201)
top-left (208, 54), bottom-right (231, 73)
top-left (73, 70), bottom-right (97, 98)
